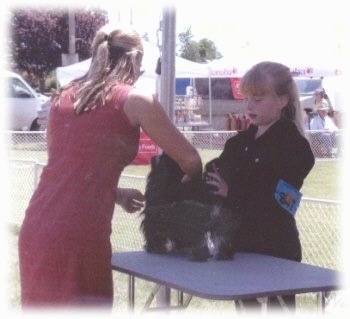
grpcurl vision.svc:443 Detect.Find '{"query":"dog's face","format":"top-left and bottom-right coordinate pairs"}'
top-left (145, 153), bottom-right (186, 205)
top-left (150, 153), bottom-right (184, 183)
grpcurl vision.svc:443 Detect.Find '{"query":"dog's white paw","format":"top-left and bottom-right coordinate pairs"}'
top-left (165, 239), bottom-right (174, 252)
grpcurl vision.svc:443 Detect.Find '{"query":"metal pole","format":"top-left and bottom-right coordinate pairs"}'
top-left (128, 275), bottom-right (135, 312)
top-left (159, 5), bottom-right (176, 122)
top-left (208, 75), bottom-right (212, 125)
top-left (62, 8), bottom-right (78, 66)
top-left (68, 8), bottom-right (76, 55)
top-left (155, 4), bottom-right (176, 307)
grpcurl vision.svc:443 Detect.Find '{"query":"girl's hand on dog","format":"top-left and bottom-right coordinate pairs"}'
top-left (116, 188), bottom-right (145, 213)
top-left (205, 164), bottom-right (228, 198)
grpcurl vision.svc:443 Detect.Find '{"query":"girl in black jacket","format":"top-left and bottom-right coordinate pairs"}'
top-left (206, 61), bottom-right (315, 312)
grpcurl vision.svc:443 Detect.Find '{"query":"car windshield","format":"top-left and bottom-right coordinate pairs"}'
top-left (7, 77), bottom-right (34, 98)
top-left (294, 78), bottom-right (322, 96)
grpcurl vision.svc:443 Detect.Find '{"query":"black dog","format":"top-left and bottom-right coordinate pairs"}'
top-left (140, 152), bottom-right (240, 261)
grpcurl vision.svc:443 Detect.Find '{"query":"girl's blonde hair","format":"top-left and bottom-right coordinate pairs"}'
top-left (240, 61), bottom-right (304, 135)
top-left (55, 23), bottom-right (144, 114)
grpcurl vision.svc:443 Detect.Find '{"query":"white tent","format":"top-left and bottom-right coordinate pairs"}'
top-left (207, 58), bottom-right (249, 79)
top-left (55, 58), bottom-right (91, 87)
top-left (55, 40), bottom-right (209, 91)
top-left (206, 55), bottom-right (342, 79)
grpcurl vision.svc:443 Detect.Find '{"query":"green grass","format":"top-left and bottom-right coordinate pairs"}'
top-left (300, 159), bottom-right (343, 201)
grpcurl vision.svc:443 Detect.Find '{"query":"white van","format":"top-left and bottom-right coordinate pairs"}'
top-left (5, 71), bottom-right (49, 131)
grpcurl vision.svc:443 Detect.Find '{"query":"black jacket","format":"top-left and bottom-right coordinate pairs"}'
top-left (216, 118), bottom-right (315, 261)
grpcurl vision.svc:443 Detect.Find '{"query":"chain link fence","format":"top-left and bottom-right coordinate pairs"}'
top-left (4, 129), bottom-right (344, 160)
top-left (5, 131), bottom-right (343, 310)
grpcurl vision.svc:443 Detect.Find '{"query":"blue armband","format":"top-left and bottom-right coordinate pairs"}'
top-left (274, 179), bottom-right (302, 216)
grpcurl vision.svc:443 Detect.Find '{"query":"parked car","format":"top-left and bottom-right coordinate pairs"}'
top-left (5, 71), bottom-right (49, 131)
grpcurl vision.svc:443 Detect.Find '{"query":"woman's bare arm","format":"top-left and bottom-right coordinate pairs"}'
top-left (124, 90), bottom-right (202, 178)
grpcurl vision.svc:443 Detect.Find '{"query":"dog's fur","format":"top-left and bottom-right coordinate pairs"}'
top-left (140, 152), bottom-right (240, 261)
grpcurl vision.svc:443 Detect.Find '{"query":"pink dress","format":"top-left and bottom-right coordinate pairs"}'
top-left (18, 84), bottom-right (139, 307)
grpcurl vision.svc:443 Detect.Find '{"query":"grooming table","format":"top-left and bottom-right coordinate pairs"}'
top-left (111, 251), bottom-right (342, 313)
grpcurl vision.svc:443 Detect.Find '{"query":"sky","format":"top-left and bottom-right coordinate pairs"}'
top-left (104, 0), bottom-right (348, 70)
top-left (2, 0), bottom-right (348, 69)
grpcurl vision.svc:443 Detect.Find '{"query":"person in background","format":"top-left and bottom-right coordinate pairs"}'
top-left (206, 61), bottom-right (315, 312)
top-left (18, 23), bottom-right (202, 309)
top-left (309, 103), bottom-right (340, 157)
top-left (313, 88), bottom-right (330, 113)
top-left (301, 88), bottom-right (329, 131)
top-left (302, 107), bottom-right (314, 130)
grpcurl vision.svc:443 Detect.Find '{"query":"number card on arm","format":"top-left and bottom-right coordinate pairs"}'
top-left (274, 179), bottom-right (302, 216)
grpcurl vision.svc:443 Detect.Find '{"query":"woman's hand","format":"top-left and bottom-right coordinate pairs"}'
top-left (116, 188), bottom-right (145, 213)
top-left (205, 164), bottom-right (228, 198)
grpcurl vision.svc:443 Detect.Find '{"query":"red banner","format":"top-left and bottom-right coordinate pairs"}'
top-left (229, 77), bottom-right (244, 100)
top-left (132, 131), bottom-right (160, 165)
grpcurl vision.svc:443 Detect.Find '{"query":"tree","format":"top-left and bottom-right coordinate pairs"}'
top-left (177, 26), bottom-right (193, 55)
top-left (8, 7), bottom-right (108, 90)
top-left (198, 38), bottom-right (222, 61)
top-left (177, 27), bottom-right (222, 63)
top-left (180, 40), bottom-right (202, 62)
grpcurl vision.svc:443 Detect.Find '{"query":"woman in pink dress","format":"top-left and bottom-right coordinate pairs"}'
top-left (18, 23), bottom-right (202, 309)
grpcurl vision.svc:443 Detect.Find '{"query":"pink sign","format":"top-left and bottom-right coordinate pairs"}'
top-left (132, 131), bottom-right (160, 165)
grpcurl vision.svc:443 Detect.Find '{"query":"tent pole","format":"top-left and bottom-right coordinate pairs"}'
top-left (209, 75), bottom-right (212, 126)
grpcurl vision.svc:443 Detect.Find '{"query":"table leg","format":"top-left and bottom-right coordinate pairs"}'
top-left (156, 286), bottom-right (171, 307)
top-left (257, 297), bottom-right (268, 314)
top-left (178, 291), bottom-right (184, 306)
top-left (128, 275), bottom-right (135, 311)
top-left (317, 291), bottom-right (326, 313)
